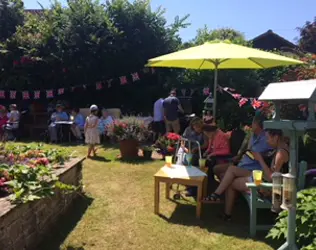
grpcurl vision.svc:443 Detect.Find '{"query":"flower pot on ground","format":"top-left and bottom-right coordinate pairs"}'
top-left (143, 150), bottom-right (152, 160)
top-left (119, 139), bottom-right (139, 159)
top-left (107, 116), bottom-right (151, 160)
top-left (142, 146), bottom-right (154, 160)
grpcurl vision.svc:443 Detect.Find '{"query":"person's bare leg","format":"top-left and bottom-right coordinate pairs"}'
top-left (214, 166), bottom-right (250, 196)
top-left (214, 163), bottom-right (230, 179)
top-left (87, 145), bottom-right (93, 157)
top-left (225, 177), bottom-right (248, 216)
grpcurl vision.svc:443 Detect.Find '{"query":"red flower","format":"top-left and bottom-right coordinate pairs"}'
top-left (13, 60), bottom-right (19, 66)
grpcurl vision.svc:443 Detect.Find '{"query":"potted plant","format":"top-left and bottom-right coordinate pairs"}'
top-left (107, 116), bottom-right (150, 159)
top-left (142, 145), bottom-right (154, 160)
top-left (154, 133), bottom-right (181, 158)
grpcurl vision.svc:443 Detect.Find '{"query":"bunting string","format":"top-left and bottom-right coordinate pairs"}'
top-left (0, 68), bottom-right (154, 100)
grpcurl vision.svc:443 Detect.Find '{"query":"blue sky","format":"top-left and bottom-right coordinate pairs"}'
top-left (24, 0), bottom-right (315, 43)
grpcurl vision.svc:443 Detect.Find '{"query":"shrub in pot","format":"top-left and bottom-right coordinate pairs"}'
top-left (107, 116), bottom-right (150, 159)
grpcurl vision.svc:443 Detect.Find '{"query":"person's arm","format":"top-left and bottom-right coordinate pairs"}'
top-left (176, 98), bottom-right (184, 113)
top-left (254, 151), bottom-right (287, 182)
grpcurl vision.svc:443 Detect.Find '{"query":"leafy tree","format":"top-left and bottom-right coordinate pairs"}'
top-left (0, 0), bottom-right (24, 41)
top-left (192, 26), bottom-right (249, 46)
top-left (298, 17), bottom-right (316, 53)
top-left (0, 0), bottom-right (189, 112)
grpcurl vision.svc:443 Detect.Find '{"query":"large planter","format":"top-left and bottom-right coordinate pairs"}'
top-left (119, 139), bottom-right (139, 159)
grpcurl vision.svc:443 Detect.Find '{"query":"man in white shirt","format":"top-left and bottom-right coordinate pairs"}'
top-left (153, 97), bottom-right (165, 140)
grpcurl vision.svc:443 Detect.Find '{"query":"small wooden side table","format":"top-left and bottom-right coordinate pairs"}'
top-left (154, 167), bottom-right (207, 219)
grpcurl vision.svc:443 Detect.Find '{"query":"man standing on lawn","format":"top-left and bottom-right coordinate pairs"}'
top-left (153, 96), bottom-right (165, 141)
top-left (163, 89), bottom-right (184, 134)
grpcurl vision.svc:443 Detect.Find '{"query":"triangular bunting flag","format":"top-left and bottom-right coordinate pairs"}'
top-left (46, 90), bottom-right (54, 98)
top-left (58, 88), bottom-right (64, 95)
top-left (232, 93), bottom-right (241, 100)
top-left (239, 98), bottom-right (248, 107)
top-left (120, 76), bottom-right (127, 85)
top-left (34, 91), bottom-right (40, 99)
top-left (190, 89), bottom-right (195, 96)
top-left (131, 72), bottom-right (140, 82)
top-left (203, 87), bottom-right (210, 96)
top-left (0, 91), bottom-right (5, 99)
top-left (96, 82), bottom-right (103, 90)
top-left (10, 91), bottom-right (16, 99)
top-left (22, 91), bottom-right (30, 100)
top-left (107, 79), bottom-right (113, 88)
top-left (181, 89), bottom-right (186, 96)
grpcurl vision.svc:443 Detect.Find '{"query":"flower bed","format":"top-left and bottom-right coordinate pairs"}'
top-left (0, 143), bottom-right (84, 249)
top-left (0, 144), bottom-right (76, 204)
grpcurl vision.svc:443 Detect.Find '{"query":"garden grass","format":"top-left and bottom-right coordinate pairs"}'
top-left (15, 143), bottom-right (275, 250)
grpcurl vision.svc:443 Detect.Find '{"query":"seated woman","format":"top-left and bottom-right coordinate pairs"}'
top-left (48, 104), bottom-right (69, 143)
top-left (213, 114), bottom-right (265, 182)
top-left (98, 109), bottom-right (114, 136)
top-left (202, 124), bottom-right (231, 193)
top-left (175, 117), bottom-right (208, 197)
top-left (70, 108), bottom-right (85, 141)
top-left (220, 129), bottom-right (289, 221)
top-left (176, 117), bottom-right (208, 166)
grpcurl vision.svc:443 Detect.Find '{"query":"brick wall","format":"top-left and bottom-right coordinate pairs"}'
top-left (0, 157), bottom-right (84, 250)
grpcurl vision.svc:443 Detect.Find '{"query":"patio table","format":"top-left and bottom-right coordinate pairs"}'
top-left (154, 165), bottom-right (207, 219)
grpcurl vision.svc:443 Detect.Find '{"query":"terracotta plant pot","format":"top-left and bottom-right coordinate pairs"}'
top-left (119, 139), bottom-right (139, 159)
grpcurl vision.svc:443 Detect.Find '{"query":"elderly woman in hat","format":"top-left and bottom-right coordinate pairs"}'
top-left (48, 103), bottom-right (69, 143)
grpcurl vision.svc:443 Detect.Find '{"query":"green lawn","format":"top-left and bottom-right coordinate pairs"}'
top-left (32, 143), bottom-right (275, 250)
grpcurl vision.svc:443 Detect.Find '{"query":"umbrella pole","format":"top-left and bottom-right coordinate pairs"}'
top-left (213, 64), bottom-right (218, 121)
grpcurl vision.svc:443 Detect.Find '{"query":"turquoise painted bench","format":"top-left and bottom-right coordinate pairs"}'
top-left (243, 161), bottom-right (307, 237)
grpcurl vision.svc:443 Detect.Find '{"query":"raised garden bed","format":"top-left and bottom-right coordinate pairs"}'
top-left (0, 157), bottom-right (85, 250)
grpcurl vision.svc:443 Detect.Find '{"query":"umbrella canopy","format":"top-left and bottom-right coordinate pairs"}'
top-left (147, 41), bottom-right (303, 119)
top-left (147, 41), bottom-right (303, 69)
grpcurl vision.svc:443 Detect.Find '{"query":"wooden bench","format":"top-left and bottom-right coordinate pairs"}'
top-left (243, 161), bottom-right (307, 237)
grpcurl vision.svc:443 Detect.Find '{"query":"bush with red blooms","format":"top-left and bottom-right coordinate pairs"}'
top-left (155, 133), bottom-right (181, 156)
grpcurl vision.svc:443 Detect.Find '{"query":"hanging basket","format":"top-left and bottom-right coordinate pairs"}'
top-left (119, 139), bottom-right (139, 159)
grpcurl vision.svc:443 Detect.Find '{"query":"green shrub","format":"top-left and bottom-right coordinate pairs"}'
top-left (267, 188), bottom-right (316, 249)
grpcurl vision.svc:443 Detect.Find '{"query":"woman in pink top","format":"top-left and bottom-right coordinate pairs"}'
top-left (203, 124), bottom-right (231, 195)
top-left (203, 125), bottom-right (231, 159)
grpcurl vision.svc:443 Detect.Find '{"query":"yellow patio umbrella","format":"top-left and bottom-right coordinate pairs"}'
top-left (147, 41), bottom-right (303, 118)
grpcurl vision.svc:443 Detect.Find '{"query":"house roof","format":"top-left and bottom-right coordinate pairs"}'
top-left (251, 29), bottom-right (298, 50)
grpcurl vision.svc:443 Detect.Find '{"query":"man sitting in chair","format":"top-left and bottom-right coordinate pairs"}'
top-left (48, 104), bottom-right (69, 143)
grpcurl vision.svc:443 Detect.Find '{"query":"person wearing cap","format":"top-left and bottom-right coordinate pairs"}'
top-left (84, 105), bottom-right (100, 157)
top-left (162, 89), bottom-right (184, 134)
top-left (48, 104), bottom-right (69, 143)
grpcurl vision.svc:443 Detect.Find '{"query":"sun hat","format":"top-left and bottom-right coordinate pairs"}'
top-left (90, 104), bottom-right (98, 111)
